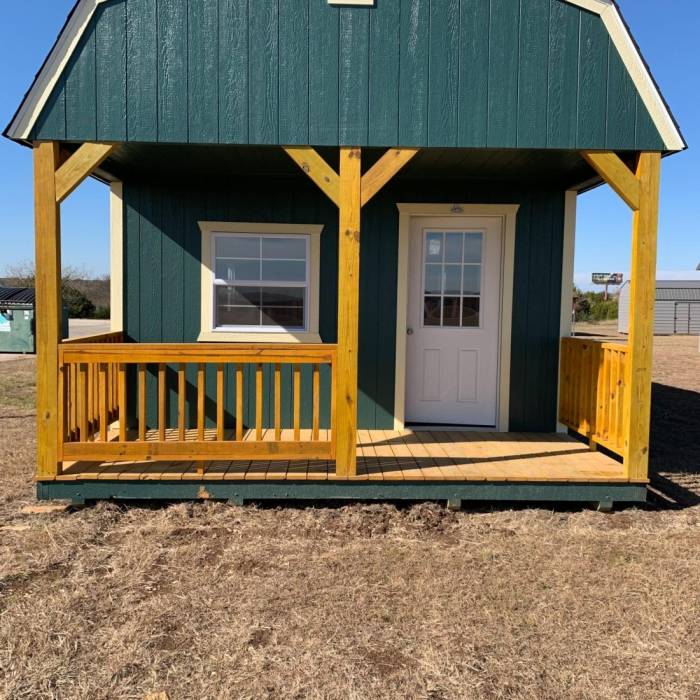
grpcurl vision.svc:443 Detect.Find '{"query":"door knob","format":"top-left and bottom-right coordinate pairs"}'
top-left (407, 327), bottom-right (414, 335)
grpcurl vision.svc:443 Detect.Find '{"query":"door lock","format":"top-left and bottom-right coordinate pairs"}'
top-left (407, 327), bottom-right (414, 335)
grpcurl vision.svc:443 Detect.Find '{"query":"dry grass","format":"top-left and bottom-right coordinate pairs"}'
top-left (1, 355), bottom-right (700, 699)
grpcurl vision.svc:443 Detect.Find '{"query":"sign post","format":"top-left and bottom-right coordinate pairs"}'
top-left (591, 272), bottom-right (624, 301)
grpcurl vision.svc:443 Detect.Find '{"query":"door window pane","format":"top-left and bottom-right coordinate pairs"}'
top-left (443, 297), bottom-right (461, 326)
top-left (462, 266), bottom-right (481, 295)
top-left (463, 233), bottom-right (483, 264)
top-left (424, 264), bottom-right (442, 295)
top-left (462, 298), bottom-right (480, 327)
top-left (424, 297), bottom-right (442, 326)
top-left (444, 233), bottom-right (463, 263)
top-left (443, 265), bottom-right (462, 295)
top-left (425, 233), bottom-right (443, 262)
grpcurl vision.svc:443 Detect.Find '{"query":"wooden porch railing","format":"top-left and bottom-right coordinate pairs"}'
top-left (559, 337), bottom-right (628, 457)
top-left (58, 342), bottom-right (337, 464)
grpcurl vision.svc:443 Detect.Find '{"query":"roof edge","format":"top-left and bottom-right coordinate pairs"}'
top-left (4, 0), bottom-right (687, 152)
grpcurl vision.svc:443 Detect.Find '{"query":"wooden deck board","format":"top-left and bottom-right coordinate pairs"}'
top-left (54, 431), bottom-right (634, 483)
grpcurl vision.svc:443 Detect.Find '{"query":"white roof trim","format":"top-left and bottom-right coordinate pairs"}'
top-left (6, 0), bottom-right (685, 151)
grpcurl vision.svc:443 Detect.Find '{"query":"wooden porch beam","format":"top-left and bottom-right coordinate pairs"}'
top-left (361, 148), bottom-right (419, 207)
top-left (624, 152), bottom-right (661, 481)
top-left (54, 142), bottom-right (117, 204)
top-left (581, 152), bottom-right (641, 211)
top-left (335, 147), bottom-right (362, 477)
top-left (33, 142), bottom-right (62, 479)
top-left (283, 146), bottom-right (340, 206)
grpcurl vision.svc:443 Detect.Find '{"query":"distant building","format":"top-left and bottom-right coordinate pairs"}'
top-left (618, 280), bottom-right (700, 335)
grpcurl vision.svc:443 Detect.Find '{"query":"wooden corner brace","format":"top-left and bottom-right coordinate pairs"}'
top-left (54, 142), bottom-right (118, 203)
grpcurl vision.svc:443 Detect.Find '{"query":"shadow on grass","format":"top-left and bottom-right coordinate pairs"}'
top-left (650, 382), bottom-right (700, 507)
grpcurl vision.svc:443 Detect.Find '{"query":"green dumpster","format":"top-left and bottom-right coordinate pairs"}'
top-left (0, 287), bottom-right (69, 354)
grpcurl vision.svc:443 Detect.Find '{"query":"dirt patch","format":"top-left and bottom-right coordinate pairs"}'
top-left (1, 351), bottom-right (700, 698)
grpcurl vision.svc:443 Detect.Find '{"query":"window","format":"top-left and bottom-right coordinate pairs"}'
top-left (199, 222), bottom-right (323, 342)
top-left (423, 231), bottom-right (483, 328)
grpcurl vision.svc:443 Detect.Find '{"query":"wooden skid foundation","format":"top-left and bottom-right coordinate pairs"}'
top-left (37, 479), bottom-right (647, 506)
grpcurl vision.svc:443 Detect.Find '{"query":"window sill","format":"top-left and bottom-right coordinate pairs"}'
top-left (197, 330), bottom-right (322, 344)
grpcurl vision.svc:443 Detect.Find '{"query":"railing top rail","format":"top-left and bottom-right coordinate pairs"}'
top-left (59, 342), bottom-right (338, 364)
top-left (561, 336), bottom-right (628, 353)
top-left (61, 331), bottom-right (123, 345)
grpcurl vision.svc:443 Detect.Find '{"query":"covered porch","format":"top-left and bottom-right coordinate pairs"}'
top-left (32, 141), bottom-right (660, 501)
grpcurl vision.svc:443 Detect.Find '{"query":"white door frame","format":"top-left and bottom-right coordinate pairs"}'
top-left (394, 204), bottom-right (519, 431)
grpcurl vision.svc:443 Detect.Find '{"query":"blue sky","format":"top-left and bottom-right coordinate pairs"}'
top-left (0, 0), bottom-right (698, 288)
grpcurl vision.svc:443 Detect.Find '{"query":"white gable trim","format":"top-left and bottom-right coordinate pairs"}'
top-left (6, 0), bottom-right (685, 151)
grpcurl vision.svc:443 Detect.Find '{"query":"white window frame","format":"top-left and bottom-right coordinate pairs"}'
top-left (198, 222), bottom-right (324, 343)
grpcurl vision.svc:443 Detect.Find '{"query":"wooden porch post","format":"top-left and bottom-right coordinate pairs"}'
top-left (33, 142), bottom-right (62, 479)
top-left (335, 147), bottom-right (362, 477)
top-left (625, 152), bottom-right (661, 481)
top-left (283, 145), bottom-right (418, 477)
top-left (581, 150), bottom-right (661, 483)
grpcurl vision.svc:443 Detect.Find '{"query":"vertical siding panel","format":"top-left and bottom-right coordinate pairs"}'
top-left (279, 0), bottom-right (309, 144)
top-left (308, 0), bottom-right (339, 145)
top-left (358, 199), bottom-right (380, 428)
top-left (158, 0), bottom-right (188, 143)
top-left (457, 0), bottom-right (489, 146)
top-left (219, 0), bottom-right (249, 143)
top-left (547, 0), bottom-right (579, 148)
top-left (96, 1), bottom-right (127, 141)
top-left (508, 193), bottom-right (531, 430)
top-left (517, 0), bottom-right (549, 148)
top-left (635, 97), bottom-right (665, 150)
top-left (188, 0), bottom-right (219, 143)
top-left (546, 0), bottom-right (581, 148)
top-left (368, 0), bottom-right (400, 146)
top-left (339, 7), bottom-right (370, 145)
top-left (139, 185), bottom-right (163, 343)
top-left (374, 195), bottom-right (399, 429)
top-left (249, 0), bottom-right (279, 144)
top-left (65, 23), bottom-right (97, 141)
top-left (124, 183), bottom-right (141, 342)
top-left (606, 43), bottom-right (636, 150)
top-left (427, 0), bottom-right (459, 146)
top-left (398, 0), bottom-right (429, 146)
top-left (576, 13), bottom-right (608, 149)
top-left (487, 0), bottom-right (519, 147)
top-left (34, 79), bottom-right (66, 140)
top-left (127, 0), bottom-right (158, 141)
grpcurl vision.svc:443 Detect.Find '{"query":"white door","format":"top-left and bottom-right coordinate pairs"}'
top-left (405, 216), bottom-right (503, 426)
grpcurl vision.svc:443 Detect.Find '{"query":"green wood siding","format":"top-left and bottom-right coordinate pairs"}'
top-left (123, 175), bottom-right (564, 432)
top-left (32, 0), bottom-right (666, 150)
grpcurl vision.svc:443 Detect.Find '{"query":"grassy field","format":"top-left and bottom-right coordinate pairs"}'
top-left (1, 337), bottom-right (699, 699)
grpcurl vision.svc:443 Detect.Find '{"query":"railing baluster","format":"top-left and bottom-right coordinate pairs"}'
top-left (217, 363), bottom-right (225, 441)
top-left (138, 363), bottom-right (146, 441)
top-left (255, 363), bottom-right (263, 441)
top-left (178, 363), bottom-right (186, 441)
top-left (158, 363), bottom-right (166, 442)
top-left (197, 363), bottom-right (205, 441)
top-left (99, 363), bottom-right (109, 442)
top-left (312, 363), bottom-right (320, 441)
top-left (236, 364), bottom-right (243, 441)
top-left (274, 363), bottom-right (282, 441)
top-left (293, 365), bottom-right (301, 442)
top-left (118, 363), bottom-right (127, 442)
top-left (79, 363), bottom-right (88, 441)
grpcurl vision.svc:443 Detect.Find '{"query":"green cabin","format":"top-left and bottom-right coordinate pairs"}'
top-left (5, 0), bottom-right (685, 507)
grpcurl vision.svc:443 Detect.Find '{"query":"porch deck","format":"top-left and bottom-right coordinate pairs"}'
top-left (52, 430), bottom-right (633, 484)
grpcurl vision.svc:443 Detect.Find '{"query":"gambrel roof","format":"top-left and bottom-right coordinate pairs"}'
top-left (4, 0), bottom-right (685, 151)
